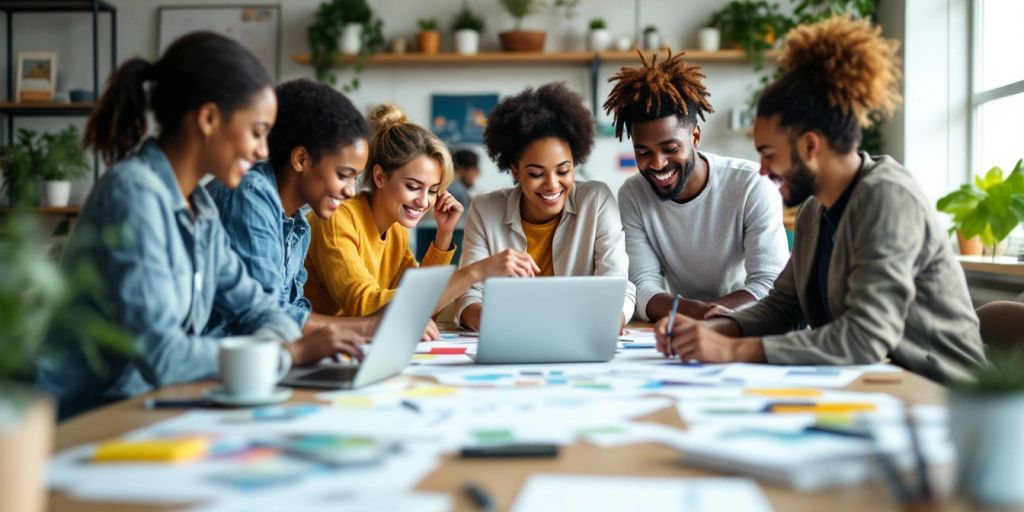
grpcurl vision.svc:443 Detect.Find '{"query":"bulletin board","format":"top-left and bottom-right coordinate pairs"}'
top-left (158, 5), bottom-right (281, 79)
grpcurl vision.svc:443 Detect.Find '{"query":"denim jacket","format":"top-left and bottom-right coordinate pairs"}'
top-left (205, 161), bottom-right (312, 333)
top-left (35, 139), bottom-right (300, 418)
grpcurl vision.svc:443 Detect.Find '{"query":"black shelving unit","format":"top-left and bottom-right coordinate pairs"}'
top-left (1, 0), bottom-right (117, 181)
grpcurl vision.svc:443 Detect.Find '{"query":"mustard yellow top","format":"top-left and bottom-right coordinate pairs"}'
top-left (304, 193), bottom-right (455, 317)
top-left (521, 216), bottom-right (559, 277)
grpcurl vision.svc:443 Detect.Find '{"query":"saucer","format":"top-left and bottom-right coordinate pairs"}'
top-left (202, 386), bottom-right (293, 407)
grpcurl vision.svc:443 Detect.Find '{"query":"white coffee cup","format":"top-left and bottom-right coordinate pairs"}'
top-left (218, 337), bottom-right (288, 399)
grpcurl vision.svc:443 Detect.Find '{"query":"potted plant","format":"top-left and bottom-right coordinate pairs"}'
top-left (417, 18), bottom-right (442, 55)
top-left (499, 0), bottom-right (545, 52)
top-left (39, 126), bottom-right (89, 208)
top-left (643, 25), bottom-right (661, 51)
top-left (306, 0), bottom-right (385, 91)
top-left (936, 159), bottom-right (1024, 257)
top-left (698, 23), bottom-right (722, 51)
top-left (0, 129), bottom-right (40, 208)
top-left (949, 349), bottom-right (1024, 507)
top-left (451, 4), bottom-right (484, 55)
top-left (0, 213), bottom-right (129, 512)
top-left (708, 0), bottom-right (790, 69)
top-left (587, 18), bottom-right (610, 52)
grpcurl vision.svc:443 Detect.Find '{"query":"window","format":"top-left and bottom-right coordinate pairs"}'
top-left (971, 0), bottom-right (1024, 174)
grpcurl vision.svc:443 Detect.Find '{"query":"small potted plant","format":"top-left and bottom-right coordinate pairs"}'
top-left (643, 25), bottom-right (661, 51)
top-left (306, 0), bottom-right (385, 90)
top-left (499, 0), bottom-right (545, 52)
top-left (0, 129), bottom-right (40, 208)
top-left (451, 4), bottom-right (484, 55)
top-left (39, 126), bottom-right (89, 208)
top-left (417, 17), bottom-right (441, 55)
top-left (708, 0), bottom-right (790, 69)
top-left (936, 159), bottom-right (1024, 257)
top-left (587, 18), bottom-right (610, 52)
top-left (698, 22), bottom-right (722, 51)
top-left (950, 349), bottom-right (1024, 507)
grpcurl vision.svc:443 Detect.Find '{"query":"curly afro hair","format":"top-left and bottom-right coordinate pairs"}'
top-left (603, 50), bottom-right (714, 141)
top-left (268, 78), bottom-right (370, 172)
top-left (483, 82), bottom-right (594, 172)
top-left (757, 15), bottom-right (902, 153)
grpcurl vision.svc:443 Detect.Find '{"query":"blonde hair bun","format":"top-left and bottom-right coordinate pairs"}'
top-left (369, 102), bottom-right (408, 132)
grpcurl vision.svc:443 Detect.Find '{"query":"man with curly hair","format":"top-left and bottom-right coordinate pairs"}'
top-left (455, 82), bottom-right (636, 331)
top-left (204, 78), bottom-right (375, 352)
top-left (604, 52), bottom-right (789, 323)
top-left (655, 16), bottom-right (986, 383)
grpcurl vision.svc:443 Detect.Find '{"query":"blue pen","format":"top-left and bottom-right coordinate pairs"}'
top-left (464, 481), bottom-right (494, 511)
top-left (665, 293), bottom-right (682, 356)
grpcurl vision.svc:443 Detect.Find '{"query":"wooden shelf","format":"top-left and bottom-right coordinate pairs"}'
top-left (0, 102), bottom-right (95, 115)
top-left (291, 49), bottom-right (780, 68)
top-left (959, 256), bottom-right (1024, 278)
top-left (0, 206), bottom-right (81, 215)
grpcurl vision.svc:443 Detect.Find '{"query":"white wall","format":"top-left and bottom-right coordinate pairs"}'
top-left (1, 0), bottom-right (776, 204)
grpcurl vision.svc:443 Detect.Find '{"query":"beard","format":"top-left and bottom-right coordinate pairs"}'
top-left (781, 152), bottom-right (817, 207)
top-left (643, 155), bottom-right (696, 201)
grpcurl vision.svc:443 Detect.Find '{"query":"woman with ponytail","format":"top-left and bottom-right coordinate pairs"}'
top-left (654, 16), bottom-right (986, 384)
top-left (37, 32), bottom-right (366, 419)
top-left (303, 103), bottom-right (536, 327)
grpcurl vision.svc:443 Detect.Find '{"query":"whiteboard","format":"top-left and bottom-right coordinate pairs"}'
top-left (158, 5), bottom-right (280, 79)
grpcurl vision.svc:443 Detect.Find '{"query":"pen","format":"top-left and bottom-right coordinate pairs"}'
top-left (400, 400), bottom-right (421, 414)
top-left (143, 398), bottom-right (209, 409)
top-left (463, 481), bottom-right (494, 511)
top-left (665, 293), bottom-right (682, 356)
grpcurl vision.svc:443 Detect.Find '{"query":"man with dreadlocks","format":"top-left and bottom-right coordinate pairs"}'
top-left (605, 51), bottom-right (788, 323)
top-left (654, 16), bottom-right (986, 383)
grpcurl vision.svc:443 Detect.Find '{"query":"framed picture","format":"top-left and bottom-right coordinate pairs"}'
top-left (430, 94), bottom-right (499, 145)
top-left (16, 51), bottom-right (58, 103)
top-left (158, 5), bottom-right (280, 79)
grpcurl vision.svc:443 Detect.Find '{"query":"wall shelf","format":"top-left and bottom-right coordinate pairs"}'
top-left (291, 49), bottom-right (780, 68)
top-left (0, 102), bottom-right (95, 115)
top-left (959, 256), bottom-right (1024, 278)
top-left (0, 206), bottom-right (80, 215)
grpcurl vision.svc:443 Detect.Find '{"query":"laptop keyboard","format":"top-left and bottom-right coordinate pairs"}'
top-left (300, 366), bottom-right (359, 382)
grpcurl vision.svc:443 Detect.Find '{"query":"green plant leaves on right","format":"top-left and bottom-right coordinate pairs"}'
top-left (937, 159), bottom-right (1024, 247)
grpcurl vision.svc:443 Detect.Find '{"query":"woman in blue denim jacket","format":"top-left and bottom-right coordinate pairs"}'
top-left (36, 32), bottom-right (362, 419)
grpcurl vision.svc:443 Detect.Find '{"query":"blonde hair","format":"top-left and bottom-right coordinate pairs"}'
top-left (364, 102), bottom-right (453, 192)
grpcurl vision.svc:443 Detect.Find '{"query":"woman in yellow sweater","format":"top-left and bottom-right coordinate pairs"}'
top-left (304, 103), bottom-right (539, 324)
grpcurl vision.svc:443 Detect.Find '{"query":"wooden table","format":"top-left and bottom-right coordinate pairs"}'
top-left (49, 369), bottom-right (985, 512)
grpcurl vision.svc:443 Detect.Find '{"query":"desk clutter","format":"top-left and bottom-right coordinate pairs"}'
top-left (49, 331), bottom-right (951, 511)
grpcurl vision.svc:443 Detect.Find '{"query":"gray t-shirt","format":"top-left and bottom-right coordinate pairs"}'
top-left (618, 151), bottom-right (789, 320)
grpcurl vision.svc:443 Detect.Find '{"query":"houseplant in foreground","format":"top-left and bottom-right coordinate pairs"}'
top-left (936, 159), bottom-right (1024, 257)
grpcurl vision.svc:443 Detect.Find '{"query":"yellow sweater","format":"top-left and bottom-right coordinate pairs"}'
top-left (521, 216), bottom-right (558, 277)
top-left (304, 193), bottom-right (454, 317)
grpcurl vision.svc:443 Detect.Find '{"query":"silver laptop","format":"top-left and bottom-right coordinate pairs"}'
top-left (473, 276), bottom-right (626, 364)
top-left (281, 265), bottom-right (454, 389)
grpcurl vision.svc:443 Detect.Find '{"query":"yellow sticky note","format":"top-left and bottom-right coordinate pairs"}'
top-left (93, 437), bottom-right (208, 463)
top-left (400, 385), bottom-right (457, 398)
top-left (771, 403), bottom-right (877, 414)
top-left (411, 354), bottom-right (437, 361)
top-left (334, 396), bottom-right (375, 408)
top-left (745, 388), bottom-right (824, 398)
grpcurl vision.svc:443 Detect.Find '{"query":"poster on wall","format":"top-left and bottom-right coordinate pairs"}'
top-left (430, 94), bottom-right (499, 145)
top-left (158, 5), bottom-right (280, 79)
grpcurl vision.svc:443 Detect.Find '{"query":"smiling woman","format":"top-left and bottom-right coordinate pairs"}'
top-left (454, 82), bottom-right (637, 332)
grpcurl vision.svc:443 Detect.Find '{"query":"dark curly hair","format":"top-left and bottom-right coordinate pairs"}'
top-left (483, 82), bottom-right (594, 172)
top-left (603, 51), bottom-right (714, 141)
top-left (268, 78), bottom-right (371, 172)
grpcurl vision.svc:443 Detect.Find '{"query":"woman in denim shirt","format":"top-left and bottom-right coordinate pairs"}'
top-left (36, 33), bottom-right (362, 419)
top-left (205, 79), bottom-right (379, 343)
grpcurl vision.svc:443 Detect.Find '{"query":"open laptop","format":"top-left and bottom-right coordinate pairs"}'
top-left (473, 276), bottom-right (627, 364)
top-left (280, 265), bottom-right (454, 389)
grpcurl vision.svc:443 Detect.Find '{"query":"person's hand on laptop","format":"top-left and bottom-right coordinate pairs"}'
top-left (284, 324), bottom-right (368, 366)
top-left (421, 318), bottom-right (441, 341)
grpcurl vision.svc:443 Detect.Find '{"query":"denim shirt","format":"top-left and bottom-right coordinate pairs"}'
top-left (35, 139), bottom-right (300, 418)
top-left (205, 161), bottom-right (312, 333)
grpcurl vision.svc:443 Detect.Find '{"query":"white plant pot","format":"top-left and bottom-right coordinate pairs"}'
top-left (43, 180), bottom-right (71, 207)
top-left (643, 31), bottom-right (661, 50)
top-left (614, 36), bottom-right (633, 52)
top-left (698, 27), bottom-right (721, 52)
top-left (949, 391), bottom-right (1024, 507)
top-left (587, 29), bottom-right (610, 52)
top-left (454, 29), bottom-right (480, 55)
top-left (340, 22), bottom-right (363, 55)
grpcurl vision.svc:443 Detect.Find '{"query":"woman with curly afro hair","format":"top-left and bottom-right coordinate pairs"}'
top-left (655, 16), bottom-right (986, 384)
top-left (454, 82), bottom-right (636, 332)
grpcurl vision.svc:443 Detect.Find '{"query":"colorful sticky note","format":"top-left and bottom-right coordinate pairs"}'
top-left (429, 347), bottom-right (467, 355)
top-left (401, 385), bottom-right (458, 398)
top-left (93, 437), bottom-right (209, 463)
top-left (473, 428), bottom-right (515, 444)
top-left (745, 388), bottom-right (824, 398)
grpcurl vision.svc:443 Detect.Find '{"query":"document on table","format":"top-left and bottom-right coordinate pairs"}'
top-left (510, 475), bottom-right (774, 512)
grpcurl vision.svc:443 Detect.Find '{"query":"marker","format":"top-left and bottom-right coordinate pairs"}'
top-left (463, 481), bottom-right (494, 511)
top-left (143, 398), bottom-right (209, 409)
top-left (400, 400), bottom-right (421, 414)
top-left (665, 293), bottom-right (682, 356)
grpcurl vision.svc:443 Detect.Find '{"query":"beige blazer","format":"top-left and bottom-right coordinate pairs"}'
top-left (728, 154), bottom-right (986, 383)
top-left (455, 180), bottom-right (636, 325)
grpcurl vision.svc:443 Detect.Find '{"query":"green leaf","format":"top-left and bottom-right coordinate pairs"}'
top-left (959, 206), bottom-right (988, 239)
top-left (1010, 196), bottom-right (1024, 222)
top-left (977, 165), bottom-right (1005, 191)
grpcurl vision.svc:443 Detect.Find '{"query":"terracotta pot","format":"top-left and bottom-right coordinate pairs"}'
top-left (416, 30), bottom-right (441, 55)
top-left (499, 30), bottom-right (546, 52)
top-left (957, 231), bottom-right (983, 256)
top-left (0, 389), bottom-right (54, 512)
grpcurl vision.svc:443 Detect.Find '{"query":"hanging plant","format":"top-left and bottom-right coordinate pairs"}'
top-left (307, 0), bottom-right (385, 91)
